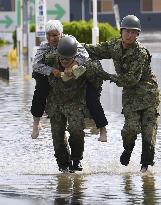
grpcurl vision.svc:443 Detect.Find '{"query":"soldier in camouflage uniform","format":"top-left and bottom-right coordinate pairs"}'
top-left (85, 15), bottom-right (160, 172)
top-left (45, 36), bottom-right (110, 172)
top-left (31, 19), bottom-right (108, 142)
top-left (31, 20), bottom-right (88, 138)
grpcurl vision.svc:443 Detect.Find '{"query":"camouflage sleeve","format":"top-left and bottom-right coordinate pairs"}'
top-left (43, 53), bottom-right (59, 67)
top-left (32, 42), bottom-right (54, 76)
top-left (85, 60), bottom-right (111, 90)
top-left (110, 51), bottom-right (149, 87)
top-left (84, 41), bottom-right (114, 60)
top-left (47, 74), bottom-right (57, 87)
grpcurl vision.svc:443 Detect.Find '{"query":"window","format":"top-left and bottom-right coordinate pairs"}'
top-left (141, 0), bottom-right (161, 13)
top-left (0, 0), bottom-right (15, 11)
top-left (90, 0), bottom-right (113, 14)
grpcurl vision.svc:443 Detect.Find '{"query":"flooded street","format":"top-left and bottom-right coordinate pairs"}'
top-left (0, 36), bottom-right (161, 205)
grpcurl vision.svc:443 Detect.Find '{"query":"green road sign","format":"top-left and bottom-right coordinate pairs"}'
top-left (16, 0), bottom-right (68, 26)
top-left (16, 0), bottom-right (21, 26)
top-left (29, 3), bottom-right (66, 24)
top-left (0, 15), bottom-right (13, 28)
top-left (30, 6), bottom-right (35, 24)
top-left (47, 3), bottom-right (65, 20)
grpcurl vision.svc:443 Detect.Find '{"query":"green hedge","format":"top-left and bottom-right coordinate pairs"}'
top-left (63, 20), bottom-right (120, 43)
top-left (0, 38), bottom-right (10, 47)
top-left (30, 24), bottom-right (35, 32)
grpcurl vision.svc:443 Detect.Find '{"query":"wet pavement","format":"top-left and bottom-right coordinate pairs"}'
top-left (0, 33), bottom-right (161, 205)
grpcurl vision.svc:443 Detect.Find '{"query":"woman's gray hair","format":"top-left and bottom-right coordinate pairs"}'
top-left (45, 20), bottom-right (63, 33)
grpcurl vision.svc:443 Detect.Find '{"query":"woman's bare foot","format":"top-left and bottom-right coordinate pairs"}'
top-left (98, 127), bottom-right (107, 142)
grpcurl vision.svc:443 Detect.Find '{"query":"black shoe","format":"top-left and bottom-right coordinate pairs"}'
top-left (72, 160), bottom-right (83, 171)
top-left (120, 150), bottom-right (132, 166)
top-left (140, 164), bottom-right (148, 173)
top-left (68, 161), bottom-right (75, 173)
top-left (59, 166), bottom-right (69, 173)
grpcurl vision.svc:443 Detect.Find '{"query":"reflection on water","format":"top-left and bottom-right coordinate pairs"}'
top-left (142, 175), bottom-right (156, 205)
top-left (0, 47), bottom-right (161, 204)
top-left (121, 174), bottom-right (158, 205)
top-left (0, 173), bottom-right (161, 205)
top-left (55, 174), bottom-right (85, 204)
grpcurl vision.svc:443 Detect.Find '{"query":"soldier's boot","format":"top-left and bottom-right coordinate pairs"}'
top-left (72, 160), bottom-right (83, 171)
top-left (98, 127), bottom-right (107, 142)
top-left (57, 160), bottom-right (70, 173)
top-left (59, 166), bottom-right (69, 173)
top-left (140, 164), bottom-right (148, 173)
top-left (68, 161), bottom-right (75, 173)
top-left (31, 117), bottom-right (41, 139)
top-left (120, 150), bottom-right (132, 166)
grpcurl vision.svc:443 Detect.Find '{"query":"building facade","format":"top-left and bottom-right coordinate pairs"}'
top-left (70, 0), bottom-right (161, 30)
top-left (0, 0), bottom-right (161, 31)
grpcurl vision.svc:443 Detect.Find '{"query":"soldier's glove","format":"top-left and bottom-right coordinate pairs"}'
top-left (61, 72), bottom-right (73, 82)
top-left (61, 65), bottom-right (86, 82)
top-left (104, 73), bottom-right (118, 83)
top-left (109, 75), bottom-right (118, 84)
top-left (104, 73), bottom-right (112, 81)
top-left (64, 61), bottom-right (78, 77)
top-left (61, 64), bottom-right (76, 82)
top-left (72, 65), bottom-right (86, 79)
top-left (64, 67), bottom-right (73, 77)
top-left (52, 69), bottom-right (61, 78)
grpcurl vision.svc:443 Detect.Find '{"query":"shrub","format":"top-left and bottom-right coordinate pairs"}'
top-left (0, 38), bottom-right (10, 47)
top-left (30, 24), bottom-right (35, 32)
top-left (63, 20), bottom-right (120, 43)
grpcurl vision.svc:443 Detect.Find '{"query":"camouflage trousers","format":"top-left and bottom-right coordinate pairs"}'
top-left (121, 105), bottom-right (160, 165)
top-left (50, 104), bottom-right (85, 168)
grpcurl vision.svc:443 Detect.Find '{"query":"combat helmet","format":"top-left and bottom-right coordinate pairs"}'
top-left (57, 36), bottom-right (77, 58)
top-left (120, 15), bottom-right (141, 31)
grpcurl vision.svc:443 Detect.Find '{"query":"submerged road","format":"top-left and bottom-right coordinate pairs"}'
top-left (0, 32), bottom-right (161, 205)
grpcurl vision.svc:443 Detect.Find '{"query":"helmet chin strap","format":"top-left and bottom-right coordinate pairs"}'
top-left (60, 58), bottom-right (75, 68)
top-left (66, 58), bottom-right (75, 67)
top-left (122, 41), bottom-right (129, 49)
top-left (121, 32), bottom-right (138, 49)
top-left (122, 40), bottom-right (134, 49)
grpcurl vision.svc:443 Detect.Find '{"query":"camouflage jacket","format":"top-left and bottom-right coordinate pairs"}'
top-left (44, 54), bottom-right (109, 117)
top-left (85, 38), bottom-right (160, 111)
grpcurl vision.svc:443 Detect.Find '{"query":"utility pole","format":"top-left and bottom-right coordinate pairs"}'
top-left (113, 4), bottom-right (120, 30)
top-left (16, 0), bottom-right (23, 73)
top-left (92, 0), bottom-right (99, 45)
top-left (82, 0), bottom-right (85, 20)
top-left (22, 0), bottom-right (30, 79)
